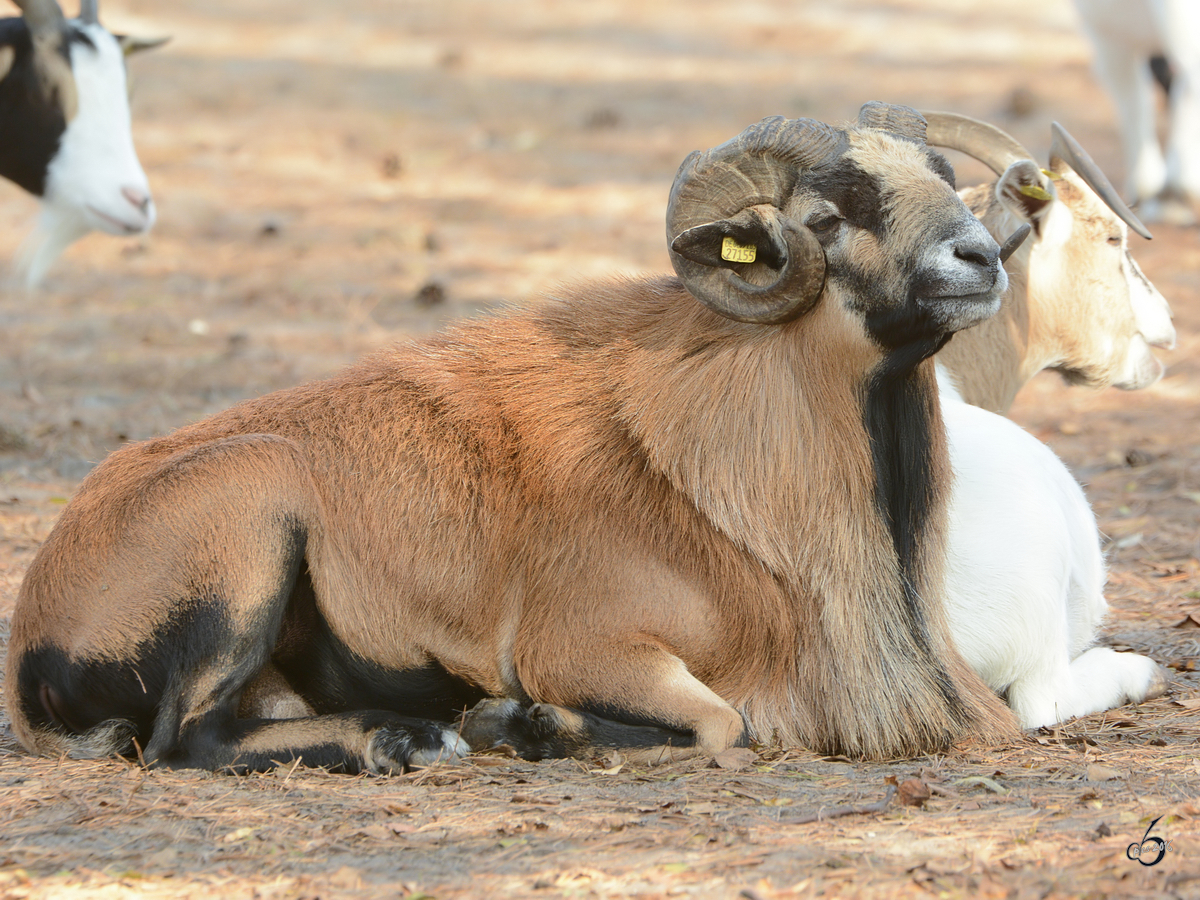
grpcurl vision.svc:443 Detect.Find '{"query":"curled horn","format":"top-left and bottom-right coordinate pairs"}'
top-left (666, 115), bottom-right (844, 324)
top-left (1050, 122), bottom-right (1152, 240)
top-left (14, 0), bottom-right (67, 38)
top-left (79, 0), bottom-right (98, 24)
top-left (856, 100), bottom-right (928, 142)
top-left (920, 110), bottom-right (1033, 177)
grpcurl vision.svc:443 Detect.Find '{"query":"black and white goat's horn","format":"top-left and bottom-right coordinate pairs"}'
top-left (14, 0), bottom-right (67, 37)
top-left (1049, 122), bottom-right (1153, 240)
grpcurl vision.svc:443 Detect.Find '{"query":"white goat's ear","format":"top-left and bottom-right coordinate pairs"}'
top-left (0, 45), bottom-right (14, 81)
top-left (117, 34), bottom-right (171, 57)
top-left (671, 207), bottom-right (787, 271)
top-left (995, 159), bottom-right (1056, 227)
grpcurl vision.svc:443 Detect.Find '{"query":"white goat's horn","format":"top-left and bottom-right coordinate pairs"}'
top-left (1049, 122), bottom-right (1153, 240)
top-left (79, 0), bottom-right (98, 24)
top-left (14, 0), bottom-right (67, 38)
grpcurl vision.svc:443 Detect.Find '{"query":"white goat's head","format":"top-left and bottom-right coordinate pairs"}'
top-left (668, 104), bottom-right (1023, 369)
top-left (925, 112), bottom-right (1175, 392)
top-left (1, 0), bottom-right (166, 286)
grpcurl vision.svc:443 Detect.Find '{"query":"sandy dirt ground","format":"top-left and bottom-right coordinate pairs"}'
top-left (1, 0), bottom-right (1199, 897)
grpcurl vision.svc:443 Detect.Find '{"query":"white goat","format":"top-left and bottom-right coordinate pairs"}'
top-left (0, 0), bottom-right (165, 285)
top-left (924, 112), bottom-right (1169, 727)
top-left (928, 113), bottom-right (1175, 412)
top-left (1074, 0), bottom-right (1200, 223)
top-left (939, 384), bottom-right (1165, 728)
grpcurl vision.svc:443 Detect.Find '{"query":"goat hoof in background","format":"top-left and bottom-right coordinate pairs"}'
top-left (1146, 664), bottom-right (1171, 701)
top-left (459, 698), bottom-right (703, 764)
top-left (366, 722), bottom-right (470, 774)
top-left (459, 699), bottom-right (590, 761)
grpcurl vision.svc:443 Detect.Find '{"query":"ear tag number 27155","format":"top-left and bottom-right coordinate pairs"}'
top-left (721, 236), bottom-right (757, 264)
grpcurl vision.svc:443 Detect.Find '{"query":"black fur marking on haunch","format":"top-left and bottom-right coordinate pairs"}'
top-left (862, 351), bottom-right (964, 713)
top-left (271, 563), bottom-right (488, 720)
top-left (16, 598), bottom-right (235, 752)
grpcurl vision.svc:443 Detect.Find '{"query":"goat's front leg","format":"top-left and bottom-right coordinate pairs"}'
top-left (1006, 647), bottom-right (1169, 728)
top-left (462, 643), bottom-right (748, 764)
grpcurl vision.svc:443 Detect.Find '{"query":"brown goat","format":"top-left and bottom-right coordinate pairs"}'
top-left (7, 104), bottom-right (1022, 773)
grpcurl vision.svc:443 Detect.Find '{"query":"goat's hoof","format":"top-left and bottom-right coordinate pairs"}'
top-left (459, 698), bottom-right (524, 750)
top-left (1145, 664), bottom-right (1171, 701)
top-left (368, 722), bottom-right (469, 774)
top-left (459, 697), bottom-right (572, 760)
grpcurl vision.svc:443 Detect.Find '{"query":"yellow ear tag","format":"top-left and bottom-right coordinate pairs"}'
top-left (1040, 168), bottom-right (1063, 181)
top-left (720, 236), bottom-right (757, 264)
top-left (1019, 183), bottom-right (1053, 201)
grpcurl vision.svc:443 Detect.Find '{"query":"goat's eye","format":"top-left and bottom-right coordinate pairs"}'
top-left (808, 214), bottom-right (842, 235)
top-left (1107, 235), bottom-right (1122, 246)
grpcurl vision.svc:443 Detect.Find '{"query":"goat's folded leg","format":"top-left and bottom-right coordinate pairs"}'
top-left (462, 643), bottom-right (748, 764)
top-left (10, 433), bottom-right (468, 774)
top-left (153, 710), bottom-right (470, 773)
top-left (1006, 647), bottom-right (1169, 728)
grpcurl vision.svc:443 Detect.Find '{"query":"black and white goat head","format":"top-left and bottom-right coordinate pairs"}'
top-left (0, 0), bottom-right (164, 285)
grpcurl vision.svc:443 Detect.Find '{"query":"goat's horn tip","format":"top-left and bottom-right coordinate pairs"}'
top-left (998, 223), bottom-right (1032, 264)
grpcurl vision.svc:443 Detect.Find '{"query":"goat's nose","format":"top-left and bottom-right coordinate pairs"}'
top-left (122, 186), bottom-right (152, 214)
top-left (952, 238), bottom-right (998, 271)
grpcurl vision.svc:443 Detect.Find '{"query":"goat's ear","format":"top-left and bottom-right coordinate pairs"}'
top-left (995, 159), bottom-right (1055, 227)
top-left (117, 34), bottom-right (171, 57)
top-left (0, 46), bottom-right (14, 81)
top-left (671, 207), bottom-right (788, 271)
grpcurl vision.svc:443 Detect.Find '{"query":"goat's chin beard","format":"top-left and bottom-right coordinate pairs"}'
top-left (14, 206), bottom-right (92, 289)
top-left (923, 292), bottom-right (1003, 334)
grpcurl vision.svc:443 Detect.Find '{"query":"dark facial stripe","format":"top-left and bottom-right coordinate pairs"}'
top-left (924, 148), bottom-right (956, 189)
top-left (801, 158), bottom-right (887, 236)
top-left (0, 21), bottom-right (100, 195)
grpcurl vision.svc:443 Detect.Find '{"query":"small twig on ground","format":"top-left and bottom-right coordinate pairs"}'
top-left (281, 756), bottom-right (303, 786)
top-left (782, 783), bottom-right (897, 824)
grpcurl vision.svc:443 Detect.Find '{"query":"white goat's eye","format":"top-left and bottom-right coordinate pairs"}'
top-left (1106, 235), bottom-right (1121, 246)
